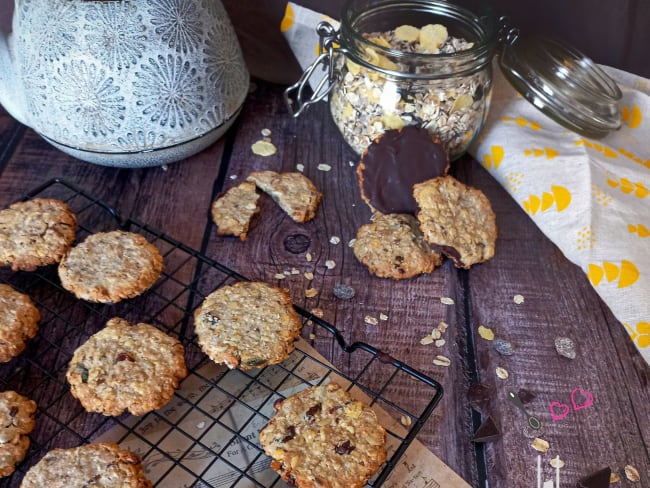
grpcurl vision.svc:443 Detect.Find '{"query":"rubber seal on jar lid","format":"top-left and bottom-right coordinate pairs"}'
top-left (499, 32), bottom-right (622, 139)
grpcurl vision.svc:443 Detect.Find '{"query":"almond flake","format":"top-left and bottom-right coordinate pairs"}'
top-left (624, 465), bottom-right (640, 482)
top-left (478, 325), bottom-right (495, 341)
top-left (325, 260), bottom-right (336, 269)
top-left (431, 329), bottom-right (442, 340)
top-left (273, 273), bottom-right (286, 280)
top-left (317, 163), bottom-right (332, 171)
top-left (305, 252), bottom-right (313, 262)
top-left (432, 355), bottom-right (451, 367)
top-left (364, 315), bottom-right (379, 326)
top-left (400, 415), bottom-right (412, 427)
top-left (304, 272), bottom-right (314, 281)
top-left (531, 437), bottom-right (550, 453)
top-left (513, 294), bottom-right (525, 304)
top-left (420, 336), bottom-right (434, 345)
top-left (305, 288), bottom-right (318, 298)
top-left (251, 139), bottom-right (277, 156)
top-left (434, 339), bottom-right (446, 348)
top-left (296, 163), bottom-right (305, 172)
top-left (329, 236), bottom-right (341, 245)
top-left (495, 367), bottom-right (509, 380)
top-left (440, 297), bottom-right (454, 305)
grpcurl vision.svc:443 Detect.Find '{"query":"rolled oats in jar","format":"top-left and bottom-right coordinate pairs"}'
top-left (287, 0), bottom-right (499, 160)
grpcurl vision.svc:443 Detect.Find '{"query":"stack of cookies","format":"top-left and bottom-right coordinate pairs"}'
top-left (354, 126), bottom-right (497, 278)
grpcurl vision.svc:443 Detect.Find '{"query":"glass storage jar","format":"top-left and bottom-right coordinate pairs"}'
top-left (287, 0), bottom-right (500, 160)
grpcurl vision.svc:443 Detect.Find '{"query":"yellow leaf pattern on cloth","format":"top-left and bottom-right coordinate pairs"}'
top-left (469, 64), bottom-right (650, 367)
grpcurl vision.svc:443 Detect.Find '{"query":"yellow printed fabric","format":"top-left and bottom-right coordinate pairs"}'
top-left (470, 65), bottom-right (650, 366)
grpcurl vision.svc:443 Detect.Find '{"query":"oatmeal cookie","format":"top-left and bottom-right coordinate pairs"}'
top-left (58, 230), bottom-right (163, 303)
top-left (66, 318), bottom-right (187, 416)
top-left (211, 181), bottom-right (260, 240)
top-left (413, 175), bottom-right (497, 269)
top-left (193, 281), bottom-right (302, 370)
top-left (0, 198), bottom-right (77, 271)
top-left (21, 442), bottom-right (152, 488)
top-left (0, 390), bottom-right (36, 478)
top-left (247, 171), bottom-right (322, 223)
top-left (0, 284), bottom-right (40, 363)
top-left (353, 213), bottom-right (442, 279)
top-left (356, 126), bottom-right (449, 215)
top-left (259, 382), bottom-right (387, 488)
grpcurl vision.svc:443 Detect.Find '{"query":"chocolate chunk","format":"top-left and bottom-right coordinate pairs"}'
top-left (282, 425), bottom-right (296, 443)
top-left (577, 467), bottom-right (612, 488)
top-left (305, 403), bottom-right (321, 420)
top-left (357, 126), bottom-right (449, 214)
top-left (467, 382), bottom-right (492, 414)
top-left (335, 440), bottom-right (355, 455)
top-left (471, 416), bottom-right (501, 443)
top-left (517, 388), bottom-right (536, 404)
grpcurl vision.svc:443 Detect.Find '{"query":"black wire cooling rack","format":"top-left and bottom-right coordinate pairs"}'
top-left (0, 178), bottom-right (443, 487)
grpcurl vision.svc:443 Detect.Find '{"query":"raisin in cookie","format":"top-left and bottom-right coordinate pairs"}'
top-left (193, 281), bottom-right (302, 369)
top-left (58, 230), bottom-right (163, 303)
top-left (357, 126), bottom-right (449, 215)
top-left (259, 382), bottom-right (387, 488)
top-left (0, 284), bottom-right (40, 363)
top-left (66, 318), bottom-right (187, 416)
top-left (21, 442), bottom-right (152, 488)
top-left (247, 171), bottom-right (322, 223)
top-left (413, 175), bottom-right (497, 269)
top-left (0, 390), bottom-right (37, 478)
top-left (0, 198), bottom-right (77, 271)
top-left (211, 181), bottom-right (260, 240)
top-left (353, 213), bottom-right (442, 279)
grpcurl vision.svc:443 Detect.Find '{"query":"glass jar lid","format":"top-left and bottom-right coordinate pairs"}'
top-left (499, 30), bottom-right (622, 139)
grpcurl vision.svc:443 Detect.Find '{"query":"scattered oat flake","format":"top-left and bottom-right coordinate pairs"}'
top-left (283, 270), bottom-right (291, 275)
top-left (549, 456), bottom-right (565, 469)
top-left (420, 336), bottom-right (434, 345)
top-left (379, 313), bottom-right (388, 321)
top-left (554, 336), bottom-right (577, 359)
top-left (325, 260), bottom-right (336, 269)
top-left (431, 329), bottom-right (442, 340)
top-left (348, 160), bottom-right (355, 167)
top-left (610, 472), bottom-right (621, 483)
top-left (309, 333), bottom-right (316, 340)
top-left (364, 315), bottom-right (379, 326)
top-left (304, 272), bottom-right (314, 281)
top-left (310, 308), bottom-right (324, 318)
top-left (317, 163), bottom-right (332, 171)
top-left (435, 339), bottom-right (446, 348)
top-left (433, 355), bottom-right (451, 367)
top-left (531, 437), bottom-right (550, 453)
top-left (348, 238), bottom-right (357, 247)
top-left (305, 288), bottom-right (318, 298)
top-left (440, 297), bottom-right (454, 305)
top-left (513, 294), bottom-right (525, 304)
top-left (624, 465), bottom-right (640, 482)
top-left (291, 268), bottom-right (300, 275)
top-left (438, 321), bottom-right (449, 332)
top-left (251, 139), bottom-right (277, 156)
top-left (196, 421), bottom-right (206, 429)
top-left (261, 128), bottom-right (272, 137)
top-left (400, 415), bottom-right (412, 427)
top-left (273, 273), bottom-right (286, 280)
top-left (296, 163), bottom-right (305, 172)
top-left (495, 367), bottom-right (509, 380)
top-left (229, 174), bottom-right (238, 180)
top-left (478, 325), bottom-right (495, 341)
top-left (305, 252), bottom-right (313, 262)
top-left (329, 236), bottom-right (341, 245)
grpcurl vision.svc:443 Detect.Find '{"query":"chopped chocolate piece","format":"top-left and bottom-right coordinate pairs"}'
top-left (576, 467), bottom-right (612, 488)
top-left (357, 126), bottom-right (449, 215)
top-left (471, 416), bottom-right (501, 443)
top-left (517, 388), bottom-right (536, 404)
top-left (467, 382), bottom-right (492, 414)
top-left (282, 425), bottom-right (296, 443)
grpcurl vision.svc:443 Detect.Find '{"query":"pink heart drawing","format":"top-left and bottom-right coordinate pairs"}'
top-left (571, 387), bottom-right (594, 411)
top-left (550, 402), bottom-right (570, 421)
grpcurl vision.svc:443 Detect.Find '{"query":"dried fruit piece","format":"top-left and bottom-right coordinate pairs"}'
top-left (471, 415), bottom-right (501, 443)
top-left (493, 338), bottom-right (515, 356)
top-left (478, 325), bottom-right (494, 340)
top-left (624, 465), bottom-right (640, 482)
top-left (251, 139), bottom-right (277, 156)
top-left (495, 367), bottom-right (509, 380)
top-left (333, 284), bottom-right (355, 300)
top-left (395, 24), bottom-right (420, 42)
top-left (554, 336), bottom-right (577, 359)
top-left (419, 24), bottom-right (448, 51)
top-left (531, 437), bottom-right (550, 453)
top-left (433, 355), bottom-right (451, 366)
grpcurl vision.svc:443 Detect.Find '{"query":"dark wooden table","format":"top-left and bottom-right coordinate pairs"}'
top-left (1, 74), bottom-right (649, 486)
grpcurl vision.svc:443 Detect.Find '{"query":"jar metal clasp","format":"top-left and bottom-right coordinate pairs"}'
top-left (284, 21), bottom-right (347, 118)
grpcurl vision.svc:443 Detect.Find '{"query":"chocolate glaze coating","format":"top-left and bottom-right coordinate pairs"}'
top-left (357, 126), bottom-right (449, 215)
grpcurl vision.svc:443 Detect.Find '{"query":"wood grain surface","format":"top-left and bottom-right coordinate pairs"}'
top-left (1, 77), bottom-right (648, 487)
